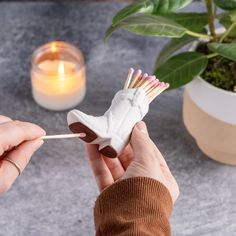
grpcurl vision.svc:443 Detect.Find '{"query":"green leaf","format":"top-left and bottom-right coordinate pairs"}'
top-left (208, 43), bottom-right (236, 61)
top-left (154, 52), bottom-right (208, 89)
top-left (154, 13), bottom-right (208, 69)
top-left (105, 15), bottom-right (187, 41)
top-left (158, 12), bottom-right (208, 32)
top-left (219, 11), bottom-right (236, 37)
top-left (112, 1), bottom-right (155, 26)
top-left (214, 0), bottom-right (236, 10)
top-left (154, 35), bottom-right (196, 69)
top-left (154, 0), bottom-right (193, 13)
top-left (105, 25), bottom-right (117, 42)
top-left (112, 0), bottom-right (193, 26)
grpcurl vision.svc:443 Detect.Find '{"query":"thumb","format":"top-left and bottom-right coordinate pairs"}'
top-left (130, 121), bottom-right (152, 160)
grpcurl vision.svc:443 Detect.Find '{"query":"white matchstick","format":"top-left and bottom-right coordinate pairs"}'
top-left (40, 133), bottom-right (86, 140)
top-left (129, 69), bottom-right (142, 88)
top-left (124, 68), bottom-right (134, 89)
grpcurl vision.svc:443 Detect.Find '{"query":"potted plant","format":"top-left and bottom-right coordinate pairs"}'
top-left (105, 0), bottom-right (236, 165)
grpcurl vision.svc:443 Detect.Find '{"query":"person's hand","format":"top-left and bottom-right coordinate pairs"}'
top-left (86, 121), bottom-right (179, 203)
top-left (87, 122), bottom-right (179, 203)
top-left (0, 115), bottom-right (45, 194)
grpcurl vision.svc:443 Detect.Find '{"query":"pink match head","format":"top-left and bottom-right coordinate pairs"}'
top-left (152, 76), bottom-right (159, 85)
top-left (80, 133), bottom-right (86, 138)
top-left (134, 69), bottom-right (142, 79)
top-left (129, 68), bottom-right (134, 74)
top-left (150, 79), bottom-right (158, 87)
top-left (145, 75), bottom-right (153, 82)
top-left (152, 79), bottom-right (160, 87)
top-left (157, 82), bottom-right (165, 88)
top-left (128, 68), bottom-right (134, 78)
top-left (149, 75), bottom-right (156, 81)
top-left (164, 83), bottom-right (170, 89)
top-left (142, 73), bottom-right (149, 80)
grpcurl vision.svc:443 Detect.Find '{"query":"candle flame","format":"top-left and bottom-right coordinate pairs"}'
top-left (58, 61), bottom-right (65, 81)
top-left (51, 43), bottom-right (57, 52)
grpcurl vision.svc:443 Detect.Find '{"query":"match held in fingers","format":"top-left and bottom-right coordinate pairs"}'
top-left (41, 133), bottom-right (86, 140)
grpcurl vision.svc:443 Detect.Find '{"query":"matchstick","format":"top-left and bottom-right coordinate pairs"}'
top-left (149, 90), bottom-right (165, 103)
top-left (148, 83), bottom-right (169, 103)
top-left (147, 82), bottom-right (164, 96)
top-left (134, 73), bottom-right (149, 88)
top-left (129, 70), bottom-right (142, 88)
top-left (123, 68), bottom-right (169, 104)
top-left (140, 76), bottom-right (155, 90)
top-left (124, 68), bottom-right (134, 89)
top-left (41, 133), bottom-right (86, 140)
top-left (143, 78), bottom-right (158, 92)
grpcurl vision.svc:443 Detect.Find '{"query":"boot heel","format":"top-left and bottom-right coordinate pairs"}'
top-left (99, 136), bottom-right (125, 158)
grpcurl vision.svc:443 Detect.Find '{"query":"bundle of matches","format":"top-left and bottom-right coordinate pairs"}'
top-left (124, 68), bottom-right (169, 103)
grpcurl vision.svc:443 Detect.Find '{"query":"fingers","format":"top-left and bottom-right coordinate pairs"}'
top-left (130, 121), bottom-right (157, 162)
top-left (86, 144), bottom-right (114, 192)
top-left (0, 139), bottom-right (43, 193)
top-left (102, 156), bottom-right (125, 180)
top-left (0, 116), bottom-right (12, 124)
top-left (118, 144), bottom-right (134, 169)
top-left (0, 121), bottom-right (46, 156)
top-left (150, 139), bottom-right (171, 172)
top-left (129, 121), bottom-right (179, 203)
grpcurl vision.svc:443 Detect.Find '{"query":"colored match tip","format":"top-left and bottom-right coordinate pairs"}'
top-left (150, 79), bottom-right (158, 87)
top-left (142, 73), bottom-right (149, 80)
top-left (165, 83), bottom-right (170, 89)
top-left (146, 75), bottom-right (155, 81)
top-left (139, 73), bottom-right (149, 81)
top-left (80, 133), bottom-right (86, 138)
top-left (159, 82), bottom-right (165, 88)
top-left (129, 68), bottom-right (134, 73)
top-left (136, 69), bottom-right (142, 76)
top-left (133, 69), bottom-right (142, 80)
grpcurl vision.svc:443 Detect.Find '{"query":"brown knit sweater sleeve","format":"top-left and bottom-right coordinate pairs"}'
top-left (94, 177), bottom-right (173, 236)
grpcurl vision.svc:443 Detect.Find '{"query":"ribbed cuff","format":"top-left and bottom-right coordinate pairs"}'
top-left (94, 177), bottom-right (173, 235)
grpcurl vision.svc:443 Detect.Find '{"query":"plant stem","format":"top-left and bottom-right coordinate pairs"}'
top-left (186, 30), bottom-right (213, 40)
top-left (220, 21), bottom-right (236, 43)
top-left (207, 53), bottom-right (218, 59)
top-left (205, 0), bottom-right (216, 40)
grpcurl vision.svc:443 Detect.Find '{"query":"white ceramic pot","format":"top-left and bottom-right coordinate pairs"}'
top-left (183, 42), bottom-right (236, 165)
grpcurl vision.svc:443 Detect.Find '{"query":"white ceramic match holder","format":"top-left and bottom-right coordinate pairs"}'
top-left (67, 88), bottom-right (149, 158)
top-left (67, 68), bottom-right (169, 158)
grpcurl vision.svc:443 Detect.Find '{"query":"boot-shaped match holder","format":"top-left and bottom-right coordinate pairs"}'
top-left (67, 68), bottom-right (169, 158)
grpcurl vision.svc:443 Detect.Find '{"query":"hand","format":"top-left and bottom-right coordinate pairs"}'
top-left (0, 115), bottom-right (45, 194)
top-left (86, 121), bottom-right (179, 203)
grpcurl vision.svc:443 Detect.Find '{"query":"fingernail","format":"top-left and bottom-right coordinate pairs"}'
top-left (32, 140), bottom-right (44, 151)
top-left (136, 121), bottom-right (148, 134)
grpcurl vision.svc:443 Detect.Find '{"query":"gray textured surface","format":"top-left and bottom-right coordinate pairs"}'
top-left (0, 2), bottom-right (236, 236)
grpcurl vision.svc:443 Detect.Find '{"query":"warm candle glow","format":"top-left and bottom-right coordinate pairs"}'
top-left (58, 61), bottom-right (65, 81)
top-left (51, 43), bottom-right (57, 52)
top-left (31, 41), bottom-right (86, 111)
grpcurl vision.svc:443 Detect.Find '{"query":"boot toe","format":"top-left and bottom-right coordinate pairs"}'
top-left (67, 110), bottom-right (98, 143)
top-left (69, 122), bottom-right (98, 143)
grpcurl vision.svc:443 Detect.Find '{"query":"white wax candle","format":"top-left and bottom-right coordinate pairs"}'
top-left (31, 59), bottom-right (86, 111)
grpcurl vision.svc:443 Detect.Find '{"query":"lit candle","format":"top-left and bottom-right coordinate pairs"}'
top-left (31, 41), bottom-right (86, 111)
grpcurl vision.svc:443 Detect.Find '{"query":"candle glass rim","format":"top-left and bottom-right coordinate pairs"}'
top-left (31, 41), bottom-right (85, 77)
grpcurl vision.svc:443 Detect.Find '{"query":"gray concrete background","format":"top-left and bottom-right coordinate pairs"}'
top-left (0, 2), bottom-right (235, 236)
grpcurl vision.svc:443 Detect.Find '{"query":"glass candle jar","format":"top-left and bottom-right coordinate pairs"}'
top-left (31, 41), bottom-right (86, 111)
